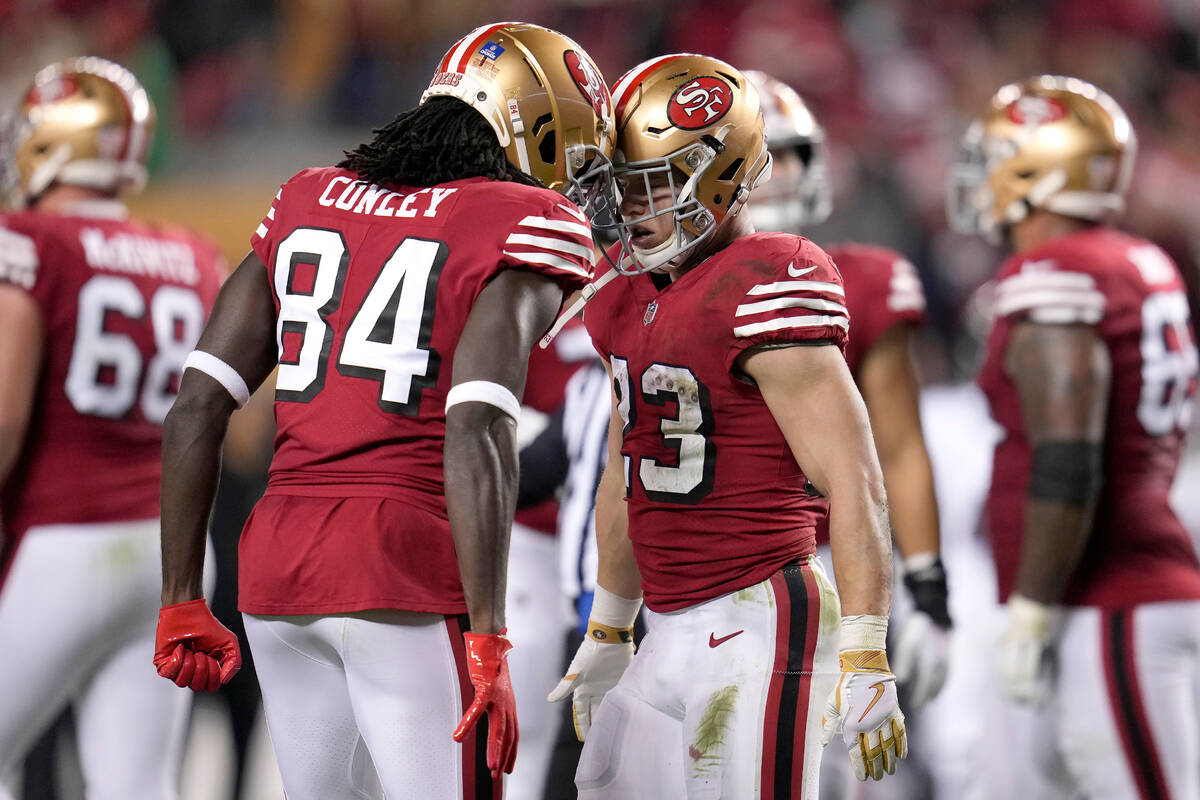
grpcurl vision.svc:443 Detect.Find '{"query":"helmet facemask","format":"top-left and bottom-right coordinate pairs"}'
top-left (595, 137), bottom-right (738, 275)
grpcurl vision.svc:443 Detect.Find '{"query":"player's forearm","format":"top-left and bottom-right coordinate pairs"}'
top-left (160, 385), bottom-right (235, 604)
top-left (594, 464), bottom-right (642, 600)
top-left (878, 433), bottom-right (940, 560)
top-left (1012, 498), bottom-right (1096, 604)
top-left (445, 407), bottom-right (519, 635)
top-left (828, 477), bottom-right (893, 616)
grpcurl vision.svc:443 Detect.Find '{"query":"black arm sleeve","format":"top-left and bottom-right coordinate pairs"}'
top-left (517, 406), bottom-right (568, 508)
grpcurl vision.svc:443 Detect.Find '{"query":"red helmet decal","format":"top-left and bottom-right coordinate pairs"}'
top-left (564, 50), bottom-right (609, 121)
top-left (1007, 95), bottom-right (1067, 127)
top-left (667, 76), bottom-right (734, 130)
top-left (27, 75), bottom-right (79, 105)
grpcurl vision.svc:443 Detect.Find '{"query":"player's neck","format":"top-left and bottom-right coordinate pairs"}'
top-left (666, 206), bottom-right (755, 282)
top-left (1009, 211), bottom-right (1093, 254)
top-left (32, 185), bottom-right (121, 215)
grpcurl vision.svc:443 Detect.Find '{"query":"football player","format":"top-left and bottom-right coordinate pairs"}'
top-left (549, 55), bottom-right (906, 798)
top-left (746, 70), bottom-right (951, 718)
top-left (153, 22), bottom-right (615, 800)
top-left (950, 76), bottom-right (1200, 798)
top-left (0, 59), bottom-right (223, 799)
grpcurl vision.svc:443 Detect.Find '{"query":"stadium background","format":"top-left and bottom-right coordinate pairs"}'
top-left (2, 0), bottom-right (1199, 797)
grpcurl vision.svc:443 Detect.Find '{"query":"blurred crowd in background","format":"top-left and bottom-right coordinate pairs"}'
top-left (4, 0), bottom-right (1199, 380)
top-left (3, 0), bottom-right (1200, 798)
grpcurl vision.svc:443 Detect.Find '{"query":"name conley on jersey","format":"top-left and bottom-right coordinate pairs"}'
top-left (318, 176), bottom-right (458, 219)
top-left (79, 228), bottom-right (201, 286)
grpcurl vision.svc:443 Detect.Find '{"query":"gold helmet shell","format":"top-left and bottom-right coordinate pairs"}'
top-left (744, 70), bottom-right (831, 231)
top-left (3, 57), bottom-right (155, 208)
top-left (421, 22), bottom-right (615, 197)
top-left (948, 75), bottom-right (1135, 242)
top-left (605, 54), bottom-right (771, 273)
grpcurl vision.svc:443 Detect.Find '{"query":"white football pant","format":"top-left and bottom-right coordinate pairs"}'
top-left (504, 523), bottom-right (573, 800)
top-left (576, 559), bottom-right (840, 799)
top-left (0, 519), bottom-right (205, 800)
top-left (983, 601), bottom-right (1200, 800)
top-left (243, 609), bottom-right (500, 800)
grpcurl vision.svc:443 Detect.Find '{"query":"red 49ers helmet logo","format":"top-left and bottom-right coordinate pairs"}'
top-left (667, 76), bottom-right (733, 130)
top-left (1007, 95), bottom-right (1067, 127)
top-left (564, 50), bottom-right (610, 123)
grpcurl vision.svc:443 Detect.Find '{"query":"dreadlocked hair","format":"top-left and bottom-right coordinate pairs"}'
top-left (338, 97), bottom-right (542, 189)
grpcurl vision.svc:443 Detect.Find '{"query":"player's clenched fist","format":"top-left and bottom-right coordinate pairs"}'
top-left (547, 587), bottom-right (640, 740)
top-left (453, 630), bottom-right (519, 777)
top-left (153, 599), bottom-right (242, 692)
top-left (821, 615), bottom-right (907, 781)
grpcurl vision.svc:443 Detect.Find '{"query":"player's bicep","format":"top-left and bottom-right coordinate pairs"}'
top-left (857, 324), bottom-right (924, 459)
top-left (1004, 321), bottom-right (1110, 445)
top-left (192, 251), bottom-right (279, 397)
top-left (742, 343), bottom-right (881, 497)
top-left (450, 269), bottom-right (564, 398)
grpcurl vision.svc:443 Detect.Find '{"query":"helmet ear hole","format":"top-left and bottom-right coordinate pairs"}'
top-left (716, 157), bottom-right (744, 182)
top-left (538, 130), bottom-right (557, 166)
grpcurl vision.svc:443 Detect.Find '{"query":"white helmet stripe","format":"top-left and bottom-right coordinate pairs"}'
top-left (611, 54), bottom-right (682, 117)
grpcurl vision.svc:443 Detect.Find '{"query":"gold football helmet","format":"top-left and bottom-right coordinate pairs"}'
top-left (744, 70), bottom-right (831, 232)
top-left (2, 57), bottom-right (155, 208)
top-left (421, 22), bottom-right (615, 200)
top-left (948, 75), bottom-right (1136, 243)
top-left (600, 54), bottom-right (772, 274)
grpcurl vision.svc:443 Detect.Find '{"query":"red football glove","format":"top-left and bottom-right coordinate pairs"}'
top-left (452, 630), bottom-right (519, 777)
top-left (153, 599), bottom-right (242, 692)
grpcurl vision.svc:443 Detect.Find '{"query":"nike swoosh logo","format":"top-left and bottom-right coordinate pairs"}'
top-left (708, 630), bottom-right (744, 648)
top-left (787, 262), bottom-right (817, 278)
top-left (858, 681), bottom-right (887, 724)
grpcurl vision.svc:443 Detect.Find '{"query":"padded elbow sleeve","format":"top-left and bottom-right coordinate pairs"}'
top-left (1028, 441), bottom-right (1103, 505)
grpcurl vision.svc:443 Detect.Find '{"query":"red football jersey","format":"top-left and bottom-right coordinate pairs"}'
top-left (828, 244), bottom-right (926, 374)
top-left (240, 167), bottom-right (593, 615)
top-left (0, 202), bottom-right (222, 537)
top-left (584, 233), bottom-right (846, 612)
top-left (979, 227), bottom-right (1200, 609)
top-left (814, 243), bottom-right (927, 546)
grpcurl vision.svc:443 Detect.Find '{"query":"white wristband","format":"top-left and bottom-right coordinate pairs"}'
top-left (839, 614), bottom-right (889, 652)
top-left (183, 350), bottom-right (250, 408)
top-left (589, 585), bottom-right (642, 629)
top-left (445, 380), bottom-right (521, 421)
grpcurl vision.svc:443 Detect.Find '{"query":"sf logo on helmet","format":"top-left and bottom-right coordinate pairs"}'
top-left (564, 51), bottom-right (610, 123)
top-left (1007, 95), bottom-right (1067, 129)
top-left (668, 76), bottom-right (733, 130)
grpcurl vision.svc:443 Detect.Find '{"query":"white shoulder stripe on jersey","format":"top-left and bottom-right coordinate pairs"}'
top-left (1027, 306), bottom-right (1105, 325)
top-left (887, 292), bottom-right (927, 313)
top-left (517, 216), bottom-right (593, 238)
top-left (733, 314), bottom-right (850, 338)
top-left (184, 350), bottom-right (251, 408)
top-left (266, 206), bottom-right (276, 220)
top-left (735, 296), bottom-right (848, 317)
top-left (998, 270), bottom-right (1096, 293)
top-left (255, 223), bottom-right (269, 239)
top-left (889, 272), bottom-right (923, 293)
top-left (995, 287), bottom-right (1106, 318)
top-left (445, 380), bottom-right (521, 421)
top-left (503, 249), bottom-right (591, 278)
top-left (556, 203), bottom-right (589, 224)
top-left (505, 233), bottom-right (596, 264)
top-left (746, 279), bottom-right (845, 298)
